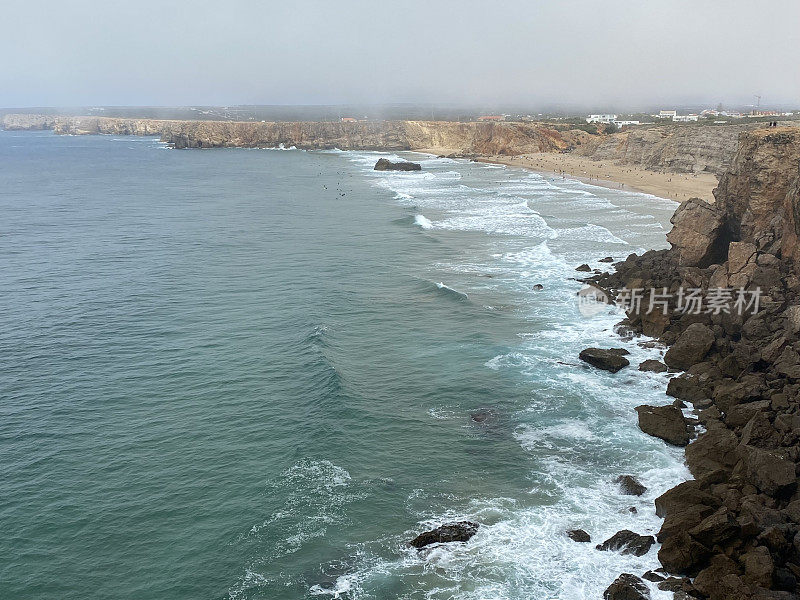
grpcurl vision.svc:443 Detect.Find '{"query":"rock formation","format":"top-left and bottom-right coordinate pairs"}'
top-left (591, 128), bottom-right (800, 599)
top-left (578, 347), bottom-right (631, 372)
top-left (373, 158), bottom-right (421, 171)
top-left (408, 521), bottom-right (479, 548)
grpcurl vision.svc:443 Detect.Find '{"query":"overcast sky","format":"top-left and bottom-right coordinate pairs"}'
top-left (2, 0), bottom-right (799, 109)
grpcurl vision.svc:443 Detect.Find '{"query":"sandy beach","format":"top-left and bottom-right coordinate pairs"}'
top-left (474, 152), bottom-right (719, 203)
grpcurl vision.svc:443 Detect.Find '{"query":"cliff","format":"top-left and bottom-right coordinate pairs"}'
top-left (3, 113), bottom-right (761, 176)
top-left (573, 124), bottom-right (753, 175)
top-left (590, 128), bottom-right (800, 599)
top-left (0, 113), bottom-right (762, 175)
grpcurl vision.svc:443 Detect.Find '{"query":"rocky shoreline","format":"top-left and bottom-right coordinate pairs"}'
top-left (582, 128), bottom-right (800, 599)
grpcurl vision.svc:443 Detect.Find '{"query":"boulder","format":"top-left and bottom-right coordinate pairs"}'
top-left (739, 445), bottom-right (797, 497)
top-left (741, 546), bottom-right (774, 588)
top-left (409, 521), bottom-right (479, 548)
top-left (603, 574), bottom-right (650, 600)
top-left (666, 374), bottom-right (708, 403)
top-left (639, 359), bottom-right (667, 373)
top-left (664, 323), bottom-right (715, 371)
top-left (599, 256), bottom-right (614, 263)
top-left (373, 158), bottom-right (421, 171)
top-left (688, 507), bottom-right (741, 547)
top-left (615, 475), bottom-right (647, 496)
top-left (658, 531), bottom-right (712, 575)
top-left (685, 425), bottom-right (739, 478)
top-left (635, 404), bottom-right (690, 446)
top-left (596, 530), bottom-right (655, 557)
top-left (579, 348), bottom-right (630, 373)
top-left (666, 198), bottom-right (726, 267)
top-left (567, 529), bottom-right (591, 542)
top-left (576, 263), bottom-right (592, 272)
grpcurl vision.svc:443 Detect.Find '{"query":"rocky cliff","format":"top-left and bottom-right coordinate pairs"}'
top-left (590, 128), bottom-right (800, 599)
top-left (2, 113), bottom-right (759, 175)
top-left (574, 125), bottom-right (753, 175)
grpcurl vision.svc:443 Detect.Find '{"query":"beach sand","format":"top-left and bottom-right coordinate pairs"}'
top-left (415, 148), bottom-right (719, 203)
top-left (476, 153), bottom-right (719, 203)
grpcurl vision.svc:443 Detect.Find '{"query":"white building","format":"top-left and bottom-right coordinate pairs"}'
top-left (613, 120), bottom-right (640, 127)
top-left (657, 110), bottom-right (677, 119)
top-left (586, 114), bottom-right (617, 124)
top-left (673, 114), bottom-right (699, 122)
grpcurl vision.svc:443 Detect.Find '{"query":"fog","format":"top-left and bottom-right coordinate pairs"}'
top-left (2, 0), bottom-right (798, 110)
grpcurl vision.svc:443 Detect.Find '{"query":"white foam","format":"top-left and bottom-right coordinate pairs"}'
top-left (414, 214), bottom-right (434, 229)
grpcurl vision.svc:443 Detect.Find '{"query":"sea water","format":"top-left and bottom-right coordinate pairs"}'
top-left (0, 131), bottom-right (688, 599)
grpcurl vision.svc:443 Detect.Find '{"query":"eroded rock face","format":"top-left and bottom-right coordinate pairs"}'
top-left (666, 199), bottom-right (727, 267)
top-left (409, 521), bottom-right (479, 548)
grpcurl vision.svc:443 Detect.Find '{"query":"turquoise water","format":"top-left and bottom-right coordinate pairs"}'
top-left (0, 131), bottom-right (688, 600)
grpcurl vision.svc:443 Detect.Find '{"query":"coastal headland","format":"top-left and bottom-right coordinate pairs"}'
top-left (588, 127), bottom-right (800, 599)
top-left (3, 113), bottom-right (783, 202)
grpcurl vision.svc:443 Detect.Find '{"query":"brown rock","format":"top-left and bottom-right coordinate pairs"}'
top-left (596, 530), bottom-right (655, 557)
top-left (615, 475), bottom-right (647, 496)
top-left (578, 348), bottom-right (630, 373)
top-left (741, 546), bottom-right (774, 588)
top-left (603, 573), bottom-right (650, 600)
top-left (635, 404), bottom-right (690, 446)
top-left (666, 198), bottom-right (726, 267)
top-left (739, 445), bottom-right (797, 496)
top-left (664, 323), bottom-right (715, 370)
top-left (639, 359), bottom-right (668, 373)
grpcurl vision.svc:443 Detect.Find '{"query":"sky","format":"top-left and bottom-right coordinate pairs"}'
top-left (2, 0), bottom-right (799, 110)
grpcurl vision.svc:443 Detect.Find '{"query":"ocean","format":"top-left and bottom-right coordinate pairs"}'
top-left (0, 130), bottom-right (689, 599)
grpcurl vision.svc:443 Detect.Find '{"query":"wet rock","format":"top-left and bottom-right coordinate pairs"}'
top-left (576, 263), bottom-right (592, 272)
top-left (469, 409), bottom-right (498, 424)
top-left (579, 348), bottom-right (630, 373)
top-left (642, 570), bottom-right (665, 582)
top-left (596, 530), bottom-right (655, 557)
top-left (373, 158), bottom-right (421, 171)
top-left (639, 359), bottom-right (667, 373)
top-left (409, 521), bottom-right (479, 548)
top-left (603, 573), bottom-right (650, 600)
top-left (635, 404), bottom-right (690, 446)
top-left (615, 475), bottom-right (647, 496)
top-left (533, 283), bottom-right (544, 290)
top-left (567, 529), bottom-right (591, 542)
top-left (664, 323), bottom-right (715, 370)
top-left (599, 256), bottom-right (614, 263)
